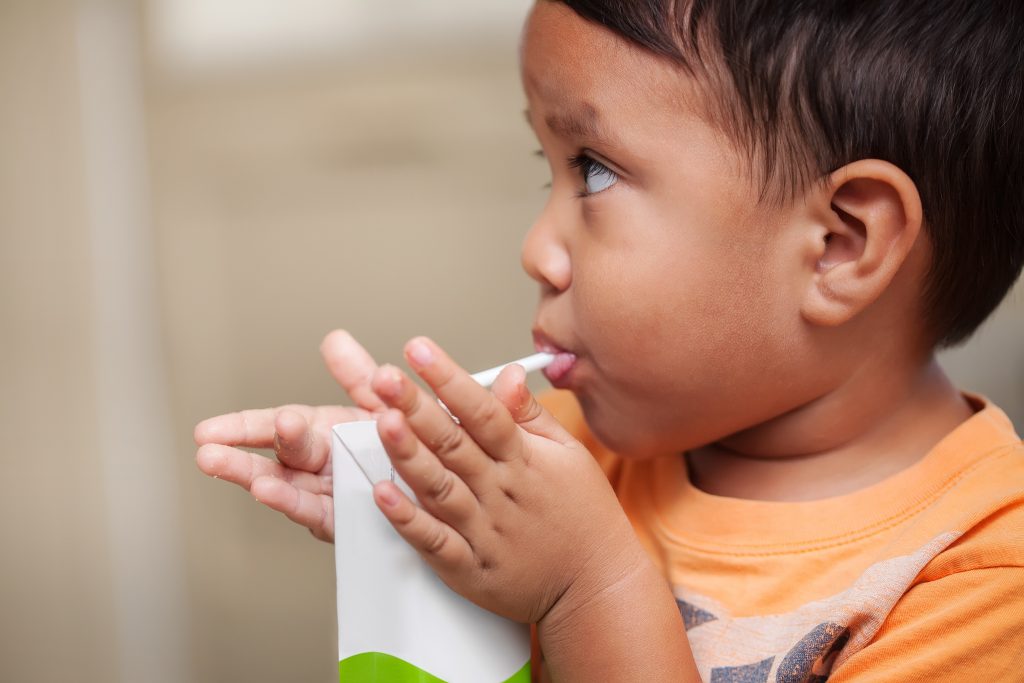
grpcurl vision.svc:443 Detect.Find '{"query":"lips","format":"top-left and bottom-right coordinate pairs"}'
top-left (532, 329), bottom-right (578, 386)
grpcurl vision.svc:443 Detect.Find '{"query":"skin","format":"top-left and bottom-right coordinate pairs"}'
top-left (195, 2), bottom-right (975, 679)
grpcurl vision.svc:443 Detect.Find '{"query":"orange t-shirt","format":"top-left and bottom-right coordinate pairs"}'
top-left (538, 391), bottom-right (1024, 682)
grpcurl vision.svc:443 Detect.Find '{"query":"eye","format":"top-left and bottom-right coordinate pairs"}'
top-left (569, 154), bottom-right (618, 195)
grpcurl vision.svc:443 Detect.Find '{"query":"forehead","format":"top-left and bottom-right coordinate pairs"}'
top-left (519, 2), bottom-right (703, 136)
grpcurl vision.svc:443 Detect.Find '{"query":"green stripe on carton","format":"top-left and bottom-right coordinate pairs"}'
top-left (339, 652), bottom-right (530, 682)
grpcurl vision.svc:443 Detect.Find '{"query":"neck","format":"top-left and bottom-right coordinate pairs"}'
top-left (686, 356), bottom-right (974, 501)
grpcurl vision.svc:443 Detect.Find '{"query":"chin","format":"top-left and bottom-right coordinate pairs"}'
top-left (577, 394), bottom-right (667, 459)
top-left (577, 391), bottom-right (715, 459)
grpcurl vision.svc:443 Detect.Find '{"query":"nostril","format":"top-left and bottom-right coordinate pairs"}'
top-left (539, 244), bottom-right (572, 292)
top-left (523, 245), bottom-right (570, 291)
top-left (521, 210), bottom-right (572, 291)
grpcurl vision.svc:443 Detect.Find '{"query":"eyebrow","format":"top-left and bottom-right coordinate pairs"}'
top-left (524, 102), bottom-right (611, 142)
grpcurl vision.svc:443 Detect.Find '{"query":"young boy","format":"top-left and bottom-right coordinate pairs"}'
top-left (195, 1), bottom-right (1024, 680)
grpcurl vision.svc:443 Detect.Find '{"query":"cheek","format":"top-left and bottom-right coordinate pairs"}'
top-left (573, 238), bottom-right (772, 378)
top-left (569, 226), bottom-right (791, 450)
top-left (571, 251), bottom-right (710, 429)
top-left (572, 249), bottom-right (676, 355)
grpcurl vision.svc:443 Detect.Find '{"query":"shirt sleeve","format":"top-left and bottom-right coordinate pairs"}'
top-left (830, 566), bottom-right (1024, 681)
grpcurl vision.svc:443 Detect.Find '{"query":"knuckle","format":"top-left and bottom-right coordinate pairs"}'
top-left (468, 398), bottom-right (501, 427)
top-left (395, 502), bottom-right (418, 526)
top-left (476, 554), bottom-right (494, 572)
top-left (316, 501), bottom-right (329, 536)
top-left (352, 370), bottom-right (375, 391)
top-left (423, 525), bottom-right (449, 556)
top-left (517, 397), bottom-right (542, 423)
top-left (431, 426), bottom-right (465, 459)
top-left (426, 470), bottom-right (456, 504)
top-left (398, 386), bottom-right (424, 418)
top-left (238, 411), bottom-right (252, 441)
top-left (432, 365), bottom-right (459, 393)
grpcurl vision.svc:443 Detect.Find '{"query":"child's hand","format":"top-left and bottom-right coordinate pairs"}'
top-left (368, 336), bottom-right (647, 626)
top-left (194, 330), bottom-right (384, 542)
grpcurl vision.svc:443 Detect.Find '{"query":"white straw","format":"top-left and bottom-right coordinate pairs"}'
top-left (470, 352), bottom-right (556, 388)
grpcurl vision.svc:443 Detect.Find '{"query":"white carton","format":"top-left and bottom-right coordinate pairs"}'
top-left (332, 421), bottom-right (531, 682)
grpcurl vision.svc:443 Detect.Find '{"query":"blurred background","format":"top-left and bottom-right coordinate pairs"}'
top-left (1, 1), bottom-right (1020, 681)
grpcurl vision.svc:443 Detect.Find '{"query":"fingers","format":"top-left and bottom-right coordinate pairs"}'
top-left (372, 364), bottom-right (494, 484)
top-left (321, 329), bottom-right (386, 413)
top-left (194, 403), bottom-right (319, 449)
top-left (273, 408), bottom-right (325, 472)
top-left (377, 408), bottom-right (481, 530)
top-left (491, 364), bottom-right (575, 446)
top-left (373, 480), bottom-right (474, 573)
top-left (196, 443), bottom-right (330, 495)
top-left (198, 445), bottom-right (334, 541)
top-left (196, 404), bottom-right (362, 473)
top-left (401, 337), bottom-right (524, 461)
top-left (251, 476), bottom-right (334, 543)
top-left (194, 407), bottom-right (287, 448)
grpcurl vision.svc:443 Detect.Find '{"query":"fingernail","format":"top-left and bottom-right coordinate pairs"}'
top-left (378, 485), bottom-right (399, 507)
top-left (406, 338), bottom-right (434, 368)
top-left (377, 366), bottom-right (402, 397)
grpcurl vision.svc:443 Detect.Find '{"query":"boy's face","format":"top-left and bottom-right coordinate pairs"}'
top-left (521, 2), bottom-right (828, 457)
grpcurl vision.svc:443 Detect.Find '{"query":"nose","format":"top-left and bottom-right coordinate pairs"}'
top-left (521, 198), bottom-right (572, 293)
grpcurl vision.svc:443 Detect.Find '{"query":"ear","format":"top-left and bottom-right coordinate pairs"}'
top-left (800, 159), bottom-right (924, 328)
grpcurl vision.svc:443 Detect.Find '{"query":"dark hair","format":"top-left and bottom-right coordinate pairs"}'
top-left (557, 0), bottom-right (1024, 347)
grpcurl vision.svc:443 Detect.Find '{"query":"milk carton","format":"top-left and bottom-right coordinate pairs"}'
top-left (332, 421), bottom-right (531, 682)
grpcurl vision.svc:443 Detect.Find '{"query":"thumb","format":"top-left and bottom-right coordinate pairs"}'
top-left (492, 364), bottom-right (574, 445)
top-left (320, 329), bottom-right (386, 413)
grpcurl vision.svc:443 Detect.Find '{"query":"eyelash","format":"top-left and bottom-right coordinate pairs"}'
top-left (533, 149), bottom-right (616, 197)
top-left (568, 154), bottom-right (617, 198)
top-left (568, 154), bottom-right (597, 197)
top-left (535, 149), bottom-right (553, 189)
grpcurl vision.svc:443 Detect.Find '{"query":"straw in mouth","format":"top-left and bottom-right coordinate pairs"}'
top-left (469, 352), bottom-right (556, 388)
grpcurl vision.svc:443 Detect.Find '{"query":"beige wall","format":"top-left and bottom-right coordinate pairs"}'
top-left (2, 2), bottom-right (1022, 682)
top-left (1, 1), bottom-right (120, 681)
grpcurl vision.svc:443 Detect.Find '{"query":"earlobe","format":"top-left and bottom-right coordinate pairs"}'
top-left (801, 160), bottom-right (924, 328)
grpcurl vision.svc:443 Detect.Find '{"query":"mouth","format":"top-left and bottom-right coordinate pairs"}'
top-left (532, 329), bottom-right (578, 386)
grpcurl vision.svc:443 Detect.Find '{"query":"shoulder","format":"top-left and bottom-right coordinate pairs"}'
top-left (921, 468), bottom-right (1024, 578)
top-left (919, 397), bottom-right (1024, 574)
top-left (827, 400), bottom-right (1023, 680)
top-left (893, 426), bottom-right (1024, 584)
